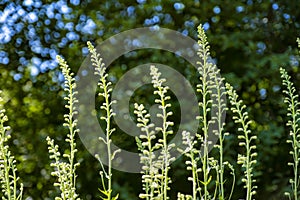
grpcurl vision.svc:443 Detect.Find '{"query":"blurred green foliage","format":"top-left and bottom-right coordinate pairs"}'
top-left (0, 0), bottom-right (300, 199)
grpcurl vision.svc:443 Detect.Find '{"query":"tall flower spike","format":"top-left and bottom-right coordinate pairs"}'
top-left (196, 24), bottom-right (216, 200)
top-left (150, 65), bottom-right (175, 200)
top-left (211, 67), bottom-right (235, 200)
top-left (177, 131), bottom-right (200, 200)
top-left (47, 55), bottom-right (80, 200)
top-left (87, 41), bottom-right (119, 200)
top-left (134, 103), bottom-right (160, 200)
top-left (226, 83), bottom-right (257, 200)
top-left (280, 66), bottom-right (300, 200)
top-left (0, 90), bottom-right (23, 200)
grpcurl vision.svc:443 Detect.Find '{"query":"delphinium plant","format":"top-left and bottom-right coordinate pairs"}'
top-left (87, 41), bottom-right (120, 200)
top-left (0, 90), bottom-right (23, 200)
top-left (135, 65), bottom-right (175, 200)
top-left (226, 83), bottom-right (258, 200)
top-left (280, 39), bottom-right (300, 200)
top-left (46, 55), bottom-right (81, 200)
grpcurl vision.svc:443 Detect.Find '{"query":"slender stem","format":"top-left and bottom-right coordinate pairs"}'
top-left (290, 90), bottom-right (298, 200)
top-left (191, 154), bottom-right (197, 200)
top-left (219, 138), bottom-right (224, 199)
top-left (281, 67), bottom-right (300, 200)
top-left (198, 26), bottom-right (211, 200)
top-left (201, 64), bottom-right (209, 200)
top-left (160, 87), bottom-right (169, 200)
top-left (13, 165), bottom-right (17, 200)
top-left (237, 106), bottom-right (252, 200)
top-left (68, 82), bottom-right (76, 197)
top-left (215, 73), bottom-right (225, 199)
top-left (102, 76), bottom-right (112, 200)
top-left (4, 155), bottom-right (11, 200)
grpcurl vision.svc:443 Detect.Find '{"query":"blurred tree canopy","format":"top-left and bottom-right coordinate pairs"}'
top-left (0, 0), bottom-right (300, 199)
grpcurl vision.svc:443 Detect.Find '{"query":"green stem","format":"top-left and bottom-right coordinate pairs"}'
top-left (237, 107), bottom-right (251, 200)
top-left (216, 78), bottom-right (225, 199)
top-left (290, 91), bottom-right (298, 200)
top-left (160, 88), bottom-right (169, 200)
top-left (219, 138), bottom-right (224, 199)
top-left (4, 155), bottom-right (11, 200)
top-left (202, 67), bottom-right (209, 200)
top-left (191, 154), bottom-right (197, 200)
top-left (146, 130), bottom-right (154, 199)
top-left (102, 76), bottom-right (112, 200)
top-left (69, 84), bottom-right (75, 197)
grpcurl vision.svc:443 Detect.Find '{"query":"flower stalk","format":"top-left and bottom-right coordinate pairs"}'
top-left (47, 55), bottom-right (80, 200)
top-left (87, 41), bottom-right (120, 200)
top-left (226, 83), bottom-right (257, 200)
top-left (0, 90), bottom-right (23, 200)
top-left (280, 63), bottom-right (300, 200)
